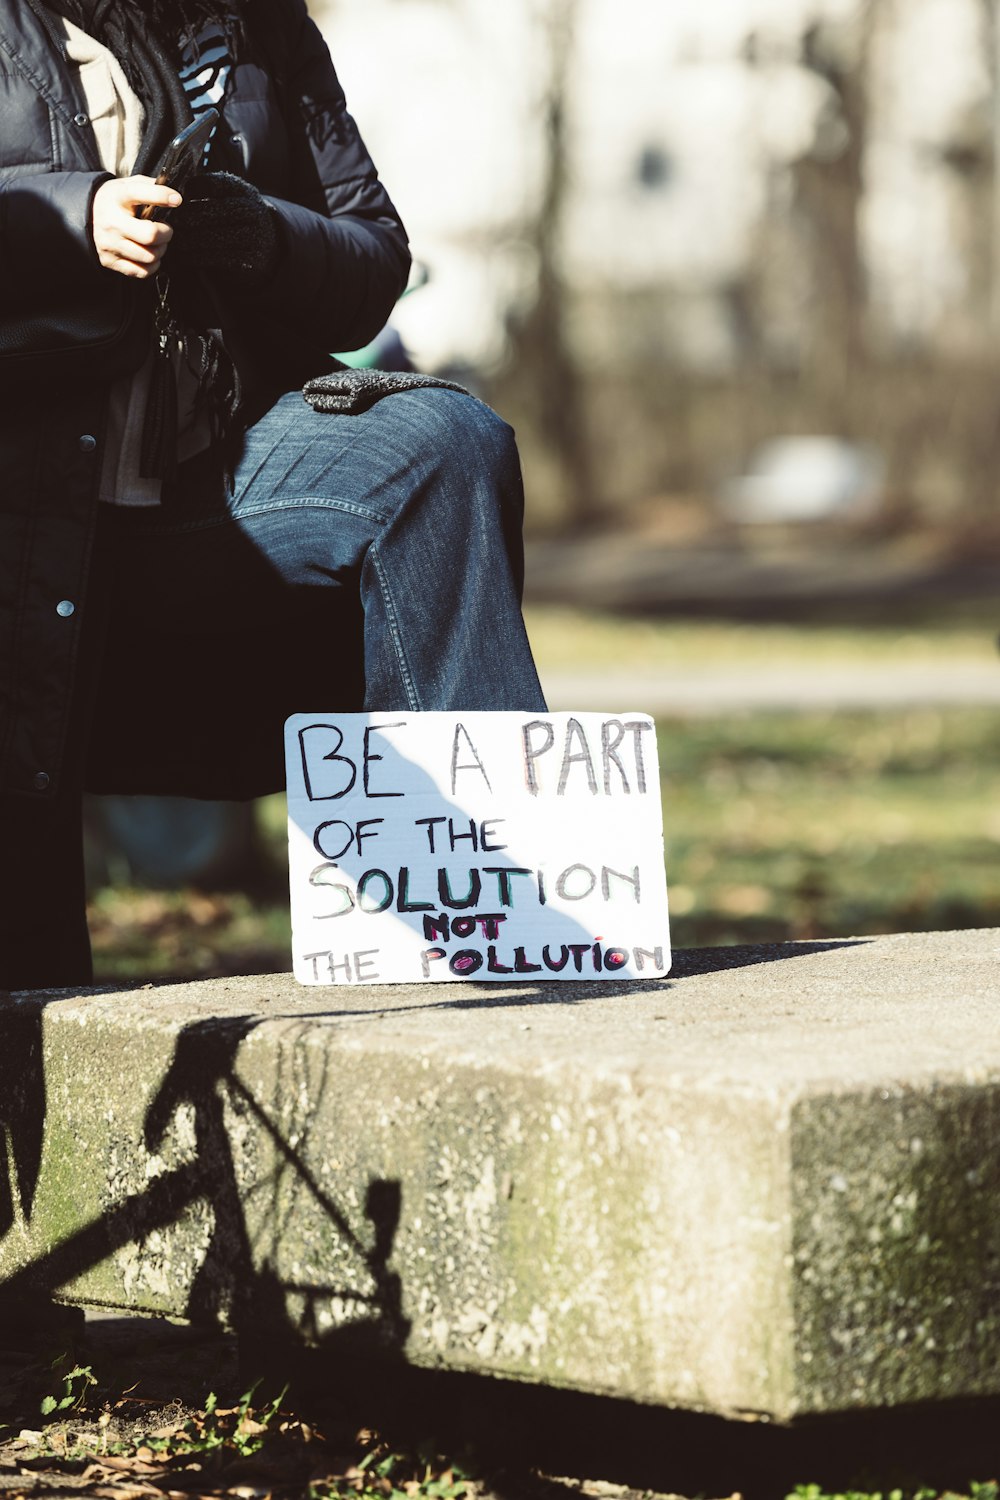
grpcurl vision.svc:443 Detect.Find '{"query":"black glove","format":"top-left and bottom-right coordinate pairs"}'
top-left (169, 172), bottom-right (282, 286)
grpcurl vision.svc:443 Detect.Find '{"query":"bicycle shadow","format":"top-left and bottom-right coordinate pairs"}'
top-left (0, 996), bottom-right (45, 1256)
top-left (0, 937), bottom-right (871, 1358)
top-left (0, 1010), bottom-right (409, 1365)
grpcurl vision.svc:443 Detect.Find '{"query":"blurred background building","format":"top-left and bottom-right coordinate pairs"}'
top-left (316, 0), bottom-right (1000, 544)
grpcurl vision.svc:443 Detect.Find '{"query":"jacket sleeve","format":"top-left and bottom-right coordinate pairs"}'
top-left (0, 170), bottom-right (110, 298)
top-left (243, 0), bottom-right (411, 352)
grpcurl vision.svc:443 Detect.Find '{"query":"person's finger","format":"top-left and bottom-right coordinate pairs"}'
top-left (117, 215), bottom-right (174, 249)
top-left (116, 176), bottom-right (184, 212)
top-left (96, 235), bottom-right (170, 279)
top-left (102, 228), bottom-right (163, 265)
top-left (96, 250), bottom-right (157, 279)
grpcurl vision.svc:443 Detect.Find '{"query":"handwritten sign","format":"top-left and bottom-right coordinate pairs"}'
top-left (285, 711), bottom-right (671, 985)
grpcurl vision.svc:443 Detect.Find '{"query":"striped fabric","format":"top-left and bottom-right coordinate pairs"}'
top-left (178, 20), bottom-right (234, 159)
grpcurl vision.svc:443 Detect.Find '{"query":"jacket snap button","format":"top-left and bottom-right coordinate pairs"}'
top-left (56, 600), bottom-right (76, 619)
top-left (79, 434), bottom-right (97, 452)
top-left (32, 772), bottom-right (50, 791)
top-left (73, 112), bottom-right (89, 127)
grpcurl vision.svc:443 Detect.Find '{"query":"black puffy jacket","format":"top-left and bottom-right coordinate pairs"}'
top-left (0, 0), bottom-right (410, 803)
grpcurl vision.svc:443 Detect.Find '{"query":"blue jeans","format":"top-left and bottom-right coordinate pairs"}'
top-left (2, 387), bottom-right (546, 988)
top-left (235, 387), bottom-right (545, 711)
top-left (115, 387), bottom-right (543, 707)
top-left (87, 385), bottom-right (547, 798)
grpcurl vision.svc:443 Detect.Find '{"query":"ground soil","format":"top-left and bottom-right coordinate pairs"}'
top-left (0, 1311), bottom-right (681, 1500)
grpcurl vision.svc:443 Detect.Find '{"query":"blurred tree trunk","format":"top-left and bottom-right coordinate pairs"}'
top-left (792, 1), bottom-right (880, 430)
top-left (948, 0), bottom-right (1000, 538)
top-left (988, 0), bottom-right (1000, 332)
top-left (505, 0), bottom-right (601, 528)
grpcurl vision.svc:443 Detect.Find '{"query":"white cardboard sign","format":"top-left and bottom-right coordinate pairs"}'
top-left (285, 711), bottom-right (671, 986)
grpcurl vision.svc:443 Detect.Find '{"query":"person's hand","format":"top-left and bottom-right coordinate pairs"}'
top-left (91, 176), bottom-right (183, 279)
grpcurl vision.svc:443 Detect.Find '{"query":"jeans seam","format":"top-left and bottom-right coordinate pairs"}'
top-left (113, 496), bottom-right (392, 538)
top-left (237, 497), bottom-right (392, 526)
top-left (367, 543), bottom-right (421, 711)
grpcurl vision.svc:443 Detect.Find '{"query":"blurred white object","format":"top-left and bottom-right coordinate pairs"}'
top-left (720, 437), bottom-right (885, 522)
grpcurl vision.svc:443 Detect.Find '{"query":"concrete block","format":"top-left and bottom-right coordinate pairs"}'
top-left (1, 928), bottom-right (999, 1420)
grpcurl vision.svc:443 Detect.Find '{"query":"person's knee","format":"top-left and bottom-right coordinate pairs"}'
top-left (450, 392), bottom-right (517, 468)
top-left (402, 388), bottom-right (520, 484)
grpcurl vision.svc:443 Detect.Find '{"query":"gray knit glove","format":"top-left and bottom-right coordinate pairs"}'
top-left (170, 172), bottom-right (281, 286)
top-left (304, 367), bottom-right (470, 414)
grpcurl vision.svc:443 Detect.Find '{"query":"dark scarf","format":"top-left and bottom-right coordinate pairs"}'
top-left (31, 0), bottom-right (195, 171)
top-left (29, 0), bottom-right (241, 491)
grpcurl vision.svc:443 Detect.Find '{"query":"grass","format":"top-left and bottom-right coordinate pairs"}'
top-left (789, 1489), bottom-right (999, 1500)
top-left (87, 885), bottom-right (292, 983)
top-left (659, 704), bottom-right (1000, 947)
top-left (521, 605), bottom-right (999, 670)
top-left (84, 611), bottom-right (1000, 981)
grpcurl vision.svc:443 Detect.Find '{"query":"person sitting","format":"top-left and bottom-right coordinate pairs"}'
top-left (0, 0), bottom-right (546, 991)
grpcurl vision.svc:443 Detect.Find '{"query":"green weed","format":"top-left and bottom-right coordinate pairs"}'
top-left (39, 1360), bottom-right (97, 1417)
top-left (143, 1382), bottom-right (287, 1460)
top-left (787, 1485), bottom-right (998, 1500)
top-left (308, 1439), bottom-right (473, 1498)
